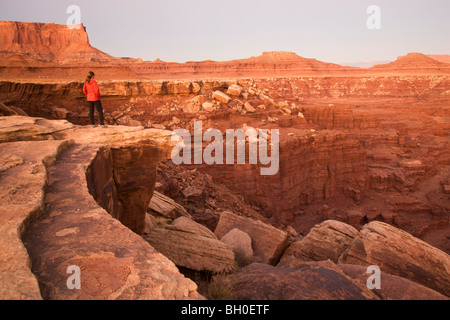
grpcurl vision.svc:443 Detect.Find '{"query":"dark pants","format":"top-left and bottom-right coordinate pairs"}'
top-left (88, 100), bottom-right (105, 125)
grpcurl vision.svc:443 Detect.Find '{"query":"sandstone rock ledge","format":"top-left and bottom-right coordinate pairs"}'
top-left (0, 116), bottom-right (203, 300)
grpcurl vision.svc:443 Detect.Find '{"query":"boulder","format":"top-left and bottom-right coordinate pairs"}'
top-left (280, 108), bottom-right (291, 115)
top-left (339, 221), bottom-right (450, 296)
top-left (144, 227), bottom-right (235, 273)
top-left (278, 101), bottom-right (289, 109)
top-left (279, 220), bottom-right (359, 266)
top-left (227, 85), bottom-right (243, 97)
top-left (216, 262), bottom-right (377, 300)
top-left (212, 91), bottom-right (231, 104)
top-left (220, 228), bottom-right (253, 266)
top-left (214, 211), bottom-right (291, 265)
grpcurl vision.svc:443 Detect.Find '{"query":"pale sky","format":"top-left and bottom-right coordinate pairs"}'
top-left (0, 0), bottom-right (449, 64)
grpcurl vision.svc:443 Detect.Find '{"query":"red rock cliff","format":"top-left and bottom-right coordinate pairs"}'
top-left (0, 21), bottom-right (114, 63)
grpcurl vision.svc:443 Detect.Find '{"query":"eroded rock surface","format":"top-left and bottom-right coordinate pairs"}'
top-left (339, 221), bottom-right (450, 296)
top-left (216, 262), bottom-right (377, 300)
top-left (0, 116), bottom-right (203, 300)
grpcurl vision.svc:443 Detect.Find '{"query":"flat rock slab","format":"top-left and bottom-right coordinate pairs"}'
top-left (0, 116), bottom-right (74, 143)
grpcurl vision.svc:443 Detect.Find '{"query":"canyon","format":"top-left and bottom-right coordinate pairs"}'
top-left (0, 21), bottom-right (449, 300)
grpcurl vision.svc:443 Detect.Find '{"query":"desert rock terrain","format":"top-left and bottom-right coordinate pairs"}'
top-left (0, 21), bottom-right (449, 300)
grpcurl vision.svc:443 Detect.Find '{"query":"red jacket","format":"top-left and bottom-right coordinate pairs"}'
top-left (83, 80), bottom-right (101, 101)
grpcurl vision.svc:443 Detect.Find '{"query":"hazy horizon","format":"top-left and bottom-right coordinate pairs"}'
top-left (1, 0), bottom-right (449, 65)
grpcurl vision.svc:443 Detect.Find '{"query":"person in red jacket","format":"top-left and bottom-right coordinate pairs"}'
top-left (83, 71), bottom-right (106, 127)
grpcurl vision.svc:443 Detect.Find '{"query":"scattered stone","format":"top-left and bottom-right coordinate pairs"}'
top-left (280, 108), bottom-right (291, 115)
top-left (278, 101), bottom-right (289, 109)
top-left (226, 85), bottom-right (243, 97)
top-left (244, 102), bottom-right (256, 113)
top-left (212, 91), bottom-right (231, 104)
top-left (202, 102), bottom-right (216, 113)
top-left (192, 82), bottom-right (201, 94)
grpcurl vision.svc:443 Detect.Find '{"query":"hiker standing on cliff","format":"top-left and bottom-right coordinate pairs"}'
top-left (83, 71), bottom-right (106, 127)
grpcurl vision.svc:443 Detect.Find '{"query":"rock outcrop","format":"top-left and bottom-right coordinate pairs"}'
top-left (0, 116), bottom-right (203, 300)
